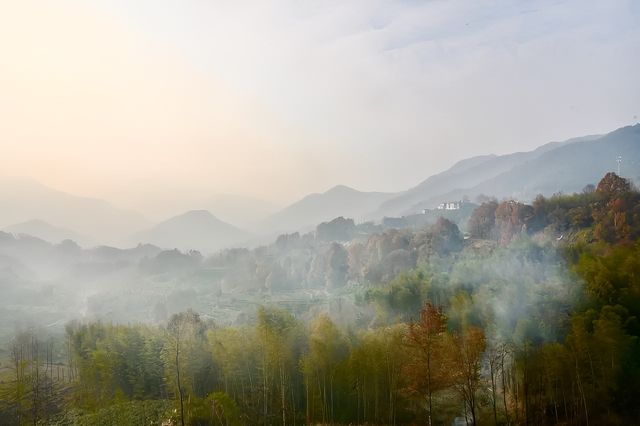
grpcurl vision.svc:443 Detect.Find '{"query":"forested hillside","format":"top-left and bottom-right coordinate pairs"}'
top-left (1, 173), bottom-right (639, 425)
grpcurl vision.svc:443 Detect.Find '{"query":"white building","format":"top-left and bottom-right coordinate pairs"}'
top-left (437, 201), bottom-right (461, 210)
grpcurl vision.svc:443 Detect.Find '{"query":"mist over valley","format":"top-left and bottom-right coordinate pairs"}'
top-left (1, 1), bottom-right (639, 424)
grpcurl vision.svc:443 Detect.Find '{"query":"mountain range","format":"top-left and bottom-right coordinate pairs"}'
top-left (372, 134), bottom-right (600, 217)
top-left (0, 177), bottom-right (149, 244)
top-left (3, 123), bottom-right (638, 251)
top-left (394, 125), bottom-right (639, 215)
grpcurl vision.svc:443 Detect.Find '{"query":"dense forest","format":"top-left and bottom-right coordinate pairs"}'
top-left (1, 172), bottom-right (639, 425)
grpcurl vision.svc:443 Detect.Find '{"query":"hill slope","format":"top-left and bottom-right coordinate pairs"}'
top-left (3, 219), bottom-right (95, 247)
top-left (375, 134), bottom-right (600, 217)
top-left (262, 185), bottom-right (394, 233)
top-left (202, 194), bottom-right (278, 229)
top-left (132, 210), bottom-right (250, 254)
top-left (0, 177), bottom-right (149, 244)
top-left (406, 124), bottom-right (640, 213)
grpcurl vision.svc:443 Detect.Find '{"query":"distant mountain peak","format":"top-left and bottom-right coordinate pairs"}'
top-left (326, 184), bottom-right (357, 194)
top-left (131, 209), bottom-right (249, 254)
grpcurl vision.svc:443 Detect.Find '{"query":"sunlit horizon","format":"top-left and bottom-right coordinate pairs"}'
top-left (1, 0), bottom-right (638, 219)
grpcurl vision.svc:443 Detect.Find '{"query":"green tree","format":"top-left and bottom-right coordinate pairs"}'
top-left (166, 310), bottom-right (205, 426)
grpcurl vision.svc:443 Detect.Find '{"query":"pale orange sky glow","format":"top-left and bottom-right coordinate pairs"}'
top-left (1, 0), bottom-right (638, 220)
top-left (0, 0), bottom-right (320, 215)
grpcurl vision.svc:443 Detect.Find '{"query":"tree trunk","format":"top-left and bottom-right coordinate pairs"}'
top-left (501, 351), bottom-right (509, 425)
top-left (280, 362), bottom-right (286, 426)
top-left (490, 359), bottom-right (498, 425)
top-left (175, 338), bottom-right (185, 426)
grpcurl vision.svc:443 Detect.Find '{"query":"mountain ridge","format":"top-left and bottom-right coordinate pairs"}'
top-left (0, 177), bottom-right (149, 244)
top-left (261, 185), bottom-right (395, 234)
top-left (402, 125), bottom-right (639, 214)
top-left (373, 133), bottom-right (604, 217)
top-left (131, 209), bottom-right (250, 254)
top-left (3, 219), bottom-right (96, 247)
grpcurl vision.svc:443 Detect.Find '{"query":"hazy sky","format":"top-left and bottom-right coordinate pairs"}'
top-left (1, 0), bottom-right (638, 216)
